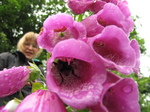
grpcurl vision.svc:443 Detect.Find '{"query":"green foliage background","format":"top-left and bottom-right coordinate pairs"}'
top-left (0, 0), bottom-right (150, 111)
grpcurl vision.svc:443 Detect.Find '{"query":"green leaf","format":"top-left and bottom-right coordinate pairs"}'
top-left (66, 106), bottom-right (90, 112)
top-left (27, 62), bottom-right (43, 82)
top-left (19, 90), bottom-right (24, 100)
top-left (13, 98), bottom-right (22, 103)
top-left (32, 82), bottom-right (47, 93)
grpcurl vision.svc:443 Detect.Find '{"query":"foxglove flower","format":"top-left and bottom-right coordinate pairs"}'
top-left (117, 1), bottom-right (131, 18)
top-left (87, 25), bottom-right (137, 74)
top-left (89, 0), bottom-right (126, 14)
top-left (0, 66), bottom-right (30, 97)
top-left (96, 3), bottom-right (134, 35)
top-left (46, 39), bottom-right (107, 109)
top-left (81, 3), bottom-right (134, 37)
top-left (89, 71), bottom-right (140, 112)
top-left (37, 13), bottom-right (86, 52)
top-left (88, 0), bottom-right (106, 14)
top-left (15, 90), bottom-right (67, 112)
top-left (66, 0), bottom-right (95, 14)
top-left (66, 0), bottom-right (121, 14)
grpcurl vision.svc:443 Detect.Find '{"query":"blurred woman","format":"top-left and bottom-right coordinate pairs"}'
top-left (0, 32), bottom-right (43, 106)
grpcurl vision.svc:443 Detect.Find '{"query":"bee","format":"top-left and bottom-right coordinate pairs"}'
top-left (53, 59), bottom-right (80, 85)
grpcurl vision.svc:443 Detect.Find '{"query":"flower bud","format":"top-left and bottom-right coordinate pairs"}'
top-left (0, 66), bottom-right (30, 97)
top-left (15, 90), bottom-right (67, 112)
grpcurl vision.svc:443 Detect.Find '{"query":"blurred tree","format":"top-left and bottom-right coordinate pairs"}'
top-left (0, 32), bottom-right (11, 51)
top-left (0, 0), bottom-right (45, 53)
top-left (137, 76), bottom-right (150, 112)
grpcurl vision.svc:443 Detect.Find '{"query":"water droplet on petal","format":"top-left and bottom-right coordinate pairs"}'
top-left (4, 74), bottom-right (9, 80)
top-left (51, 95), bottom-right (55, 100)
top-left (122, 84), bottom-right (133, 94)
top-left (5, 74), bottom-right (8, 76)
top-left (46, 98), bottom-right (51, 102)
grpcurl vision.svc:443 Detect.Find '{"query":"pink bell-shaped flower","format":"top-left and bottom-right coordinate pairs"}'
top-left (89, 0), bottom-right (106, 14)
top-left (81, 3), bottom-right (134, 38)
top-left (0, 66), bottom-right (30, 97)
top-left (88, 71), bottom-right (140, 112)
top-left (89, 0), bottom-right (128, 14)
top-left (15, 90), bottom-right (67, 112)
top-left (67, 0), bottom-right (95, 14)
top-left (46, 38), bottom-right (107, 109)
top-left (96, 3), bottom-right (134, 35)
top-left (87, 25), bottom-right (137, 75)
top-left (37, 13), bottom-right (86, 52)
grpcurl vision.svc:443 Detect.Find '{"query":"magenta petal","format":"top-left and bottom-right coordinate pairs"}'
top-left (37, 13), bottom-right (73, 52)
top-left (44, 13), bottom-right (74, 30)
top-left (67, 0), bottom-right (94, 14)
top-left (89, 1), bottom-right (106, 14)
top-left (117, 1), bottom-right (131, 18)
top-left (130, 40), bottom-right (141, 75)
top-left (88, 71), bottom-right (140, 112)
top-left (103, 77), bottom-right (140, 112)
top-left (88, 71), bottom-right (121, 112)
top-left (15, 90), bottom-right (67, 112)
top-left (72, 21), bottom-right (86, 39)
top-left (97, 3), bottom-right (125, 27)
top-left (81, 14), bottom-right (104, 37)
top-left (0, 106), bottom-right (5, 112)
top-left (0, 66), bottom-right (30, 97)
top-left (97, 3), bottom-right (134, 35)
top-left (109, 0), bottom-right (120, 4)
top-left (46, 39), bottom-right (107, 109)
top-left (37, 13), bottom-right (86, 52)
top-left (88, 25), bottom-right (136, 74)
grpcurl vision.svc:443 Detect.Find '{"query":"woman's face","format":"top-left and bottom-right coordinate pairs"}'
top-left (22, 39), bottom-right (39, 60)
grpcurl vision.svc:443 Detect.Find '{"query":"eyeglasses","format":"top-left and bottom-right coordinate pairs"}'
top-left (24, 42), bottom-right (39, 49)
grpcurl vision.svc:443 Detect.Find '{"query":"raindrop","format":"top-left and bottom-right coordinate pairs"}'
top-left (51, 95), bottom-right (55, 100)
top-left (74, 91), bottom-right (79, 95)
top-left (4, 74), bottom-right (8, 76)
top-left (46, 98), bottom-right (51, 102)
top-left (4, 74), bottom-right (9, 80)
top-left (122, 84), bottom-right (133, 94)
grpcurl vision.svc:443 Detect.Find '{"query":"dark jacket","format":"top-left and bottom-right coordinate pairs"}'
top-left (0, 51), bottom-right (43, 106)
